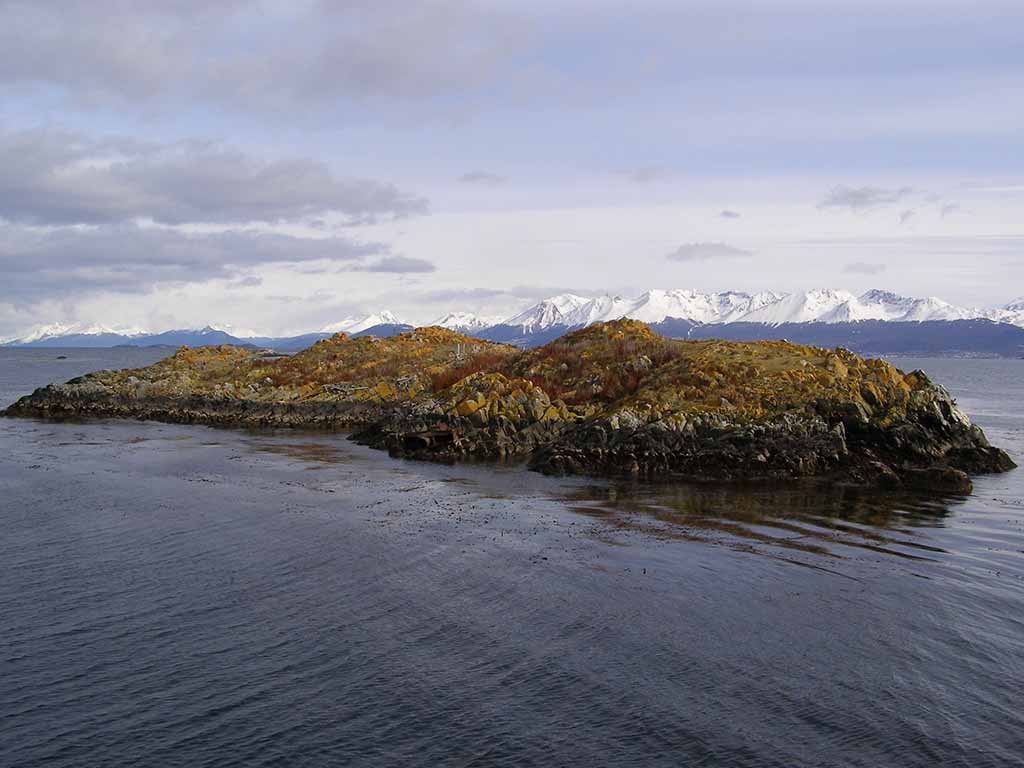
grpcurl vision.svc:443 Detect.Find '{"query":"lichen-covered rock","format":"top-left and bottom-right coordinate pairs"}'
top-left (350, 371), bottom-right (577, 461)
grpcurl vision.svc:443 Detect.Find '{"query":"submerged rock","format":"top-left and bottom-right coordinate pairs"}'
top-left (3, 321), bottom-right (1015, 491)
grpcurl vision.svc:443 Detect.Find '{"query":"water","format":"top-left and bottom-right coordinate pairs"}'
top-left (1, 349), bottom-right (1022, 767)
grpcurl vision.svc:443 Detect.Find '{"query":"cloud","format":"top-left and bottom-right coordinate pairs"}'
top-left (818, 185), bottom-right (914, 211)
top-left (843, 261), bottom-right (887, 275)
top-left (0, 130), bottom-right (427, 227)
top-left (0, 224), bottom-right (385, 302)
top-left (940, 202), bottom-right (961, 217)
top-left (355, 255), bottom-right (436, 273)
top-left (719, 210), bottom-right (741, 219)
top-left (459, 171), bottom-right (507, 186)
top-left (227, 276), bottom-right (263, 289)
top-left (964, 185), bottom-right (1024, 194)
top-left (898, 209), bottom-right (916, 225)
top-left (0, 1), bottom-right (530, 108)
top-left (666, 242), bottom-right (752, 262)
top-left (419, 284), bottom-right (586, 303)
top-left (616, 167), bottom-right (671, 184)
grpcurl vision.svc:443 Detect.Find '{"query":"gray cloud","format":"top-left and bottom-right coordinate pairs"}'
top-left (0, 130), bottom-right (427, 227)
top-left (666, 242), bottom-right (753, 263)
top-left (0, 224), bottom-right (385, 302)
top-left (227, 276), bottom-right (263, 289)
top-left (266, 290), bottom-right (337, 305)
top-left (898, 209), bottom-right (917, 226)
top-left (417, 284), bottom-right (597, 304)
top-left (941, 202), bottom-right (961, 217)
top-left (843, 262), bottom-right (888, 275)
top-left (719, 210), bottom-right (741, 219)
top-left (459, 171), bottom-right (507, 186)
top-left (819, 185), bottom-right (915, 211)
top-left (0, 1), bottom-right (529, 108)
top-left (1, 2), bottom-right (1021, 142)
top-left (355, 255), bottom-right (436, 274)
top-left (616, 167), bottom-right (671, 184)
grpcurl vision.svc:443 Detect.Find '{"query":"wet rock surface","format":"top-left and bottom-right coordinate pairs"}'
top-left (3, 321), bottom-right (1015, 491)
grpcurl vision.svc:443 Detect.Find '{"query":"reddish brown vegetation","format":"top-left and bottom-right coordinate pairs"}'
top-left (430, 352), bottom-right (514, 392)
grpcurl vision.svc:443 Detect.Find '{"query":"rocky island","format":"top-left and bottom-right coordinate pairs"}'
top-left (3, 321), bottom-right (1015, 492)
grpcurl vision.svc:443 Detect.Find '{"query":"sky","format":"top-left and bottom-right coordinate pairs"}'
top-left (1, 0), bottom-right (1022, 337)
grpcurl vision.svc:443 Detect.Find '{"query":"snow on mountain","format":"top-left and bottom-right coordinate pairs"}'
top-left (13, 321), bottom-right (150, 344)
top-left (815, 291), bottom-right (905, 323)
top-left (504, 294), bottom-right (593, 332)
top-left (1000, 311), bottom-right (1024, 327)
top-left (813, 290), bottom-right (988, 324)
top-left (432, 312), bottom-right (504, 331)
top-left (732, 289), bottom-right (857, 325)
top-left (981, 307), bottom-right (1024, 326)
top-left (560, 294), bottom-right (635, 327)
top-left (211, 323), bottom-right (263, 339)
top-left (321, 311), bottom-right (400, 335)
top-left (897, 297), bottom-right (978, 322)
top-left (848, 290), bottom-right (918, 320)
top-left (614, 290), bottom-right (752, 325)
top-left (497, 287), bottom-right (1024, 329)
top-left (504, 290), bottom-right (790, 330)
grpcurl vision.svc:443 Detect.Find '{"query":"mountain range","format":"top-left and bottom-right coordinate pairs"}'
top-left (5, 289), bottom-right (1024, 357)
top-left (488, 289), bottom-right (1024, 331)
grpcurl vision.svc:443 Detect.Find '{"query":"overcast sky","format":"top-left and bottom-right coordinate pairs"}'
top-left (1, 0), bottom-right (1022, 337)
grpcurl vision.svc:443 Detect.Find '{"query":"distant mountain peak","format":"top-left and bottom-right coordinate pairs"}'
top-left (13, 321), bottom-right (151, 344)
top-left (321, 311), bottom-right (401, 335)
top-left (505, 293), bottom-right (593, 332)
top-left (859, 288), bottom-right (908, 303)
top-left (432, 312), bottom-right (503, 331)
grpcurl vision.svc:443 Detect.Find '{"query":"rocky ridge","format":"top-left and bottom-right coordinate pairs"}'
top-left (4, 320), bottom-right (1015, 492)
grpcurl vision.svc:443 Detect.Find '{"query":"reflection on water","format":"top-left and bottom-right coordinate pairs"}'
top-left (244, 439), bottom-right (353, 468)
top-left (563, 481), bottom-right (962, 565)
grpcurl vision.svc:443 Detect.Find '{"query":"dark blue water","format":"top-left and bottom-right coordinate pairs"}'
top-left (1, 349), bottom-right (1023, 767)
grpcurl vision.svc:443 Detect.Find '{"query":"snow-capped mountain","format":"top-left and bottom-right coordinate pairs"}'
top-left (209, 322), bottom-right (263, 339)
top-left (504, 294), bottom-right (594, 332)
top-left (321, 311), bottom-right (400, 335)
top-left (432, 312), bottom-right (504, 332)
top-left (501, 290), bottom-right (788, 331)
top-left (12, 321), bottom-right (151, 345)
top-left (829, 290), bottom-right (923, 322)
top-left (498, 289), bottom-right (1024, 329)
top-left (733, 289), bottom-right (858, 325)
top-left (989, 298), bottom-right (1024, 327)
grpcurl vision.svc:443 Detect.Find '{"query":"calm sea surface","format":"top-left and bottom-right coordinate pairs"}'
top-left (1, 348), bottom-right (1022, 767)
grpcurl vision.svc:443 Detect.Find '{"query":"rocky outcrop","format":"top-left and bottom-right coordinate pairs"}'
top-left (351, 372), bottom-right (578, 460)
top-left (3, 322), bottom-right (1015, 491)
top-left (2, 375), bottom-right (381, 428)
top-left (526, 375), bottom-right (1014, 492)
